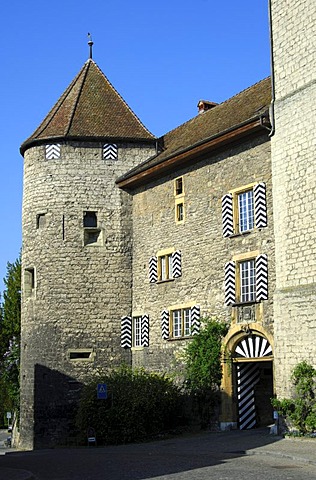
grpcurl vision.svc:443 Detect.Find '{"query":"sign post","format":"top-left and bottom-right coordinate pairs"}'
top-left (97, 383), bottom-right (107, 400)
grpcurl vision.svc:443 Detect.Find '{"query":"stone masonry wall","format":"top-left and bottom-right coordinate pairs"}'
top-left (271, 0), bottom-right (316, 396)
top-left (130, 134), bottom-right (274, 376)
top-left (20, 141), bottom-right (155, 448)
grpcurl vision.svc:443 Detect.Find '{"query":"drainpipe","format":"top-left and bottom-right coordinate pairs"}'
top-left (268, 0), bottom-right (276, 137)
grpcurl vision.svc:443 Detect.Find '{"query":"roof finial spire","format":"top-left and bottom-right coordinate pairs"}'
top-left (87, 33), bottom-right (94, 59)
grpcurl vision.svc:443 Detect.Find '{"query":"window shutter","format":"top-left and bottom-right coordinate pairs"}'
top-left (141, 314), bottom-right (149, 347)
top-left (254, 182), bottom-right (267, 229)
top-left (161, 310), bottom-right (169, 339)
top-left (149, 256), bottom-right (158, 283)
top-left (103, 143), bottom-right (118, 160)
top-left (256, 254), bottom-right (268, 301)
top-left (45, 144), bottom-right (61, 159)
top-left (222, 193), bottom-right (234, 237)
top-left (191, 305), bottom-right (200, 335)
top-left (121, 316), bottom-right (132, 348)
top-left (171, 250), bottom-right (182, 278)
top-left (224, 261), bottom-right (236, 305)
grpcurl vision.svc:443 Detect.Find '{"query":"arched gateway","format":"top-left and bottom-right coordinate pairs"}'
top-left (233, 334), bottom-right (273, 429)
top-left (220, 329), bottom-right (274, 431)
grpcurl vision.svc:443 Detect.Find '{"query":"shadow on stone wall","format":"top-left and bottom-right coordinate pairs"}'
top-left (34, 364), bottom-right (83, 449)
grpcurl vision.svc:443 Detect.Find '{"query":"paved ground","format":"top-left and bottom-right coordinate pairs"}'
top-left (0, 428), bottom-right (315, 480)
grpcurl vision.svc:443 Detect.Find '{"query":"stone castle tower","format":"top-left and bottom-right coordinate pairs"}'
top-left (270, 0), bottom-right (316, 396)
top-left (19, 59), bottom-right (156, 448)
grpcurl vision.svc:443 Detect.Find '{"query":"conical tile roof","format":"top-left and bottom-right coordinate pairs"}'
top-left (21, 59), bottom-right (155, 154)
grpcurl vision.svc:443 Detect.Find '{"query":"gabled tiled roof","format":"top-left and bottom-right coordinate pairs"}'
top-left (117, 77), bottom-right (271, 187)
top-left (21, 59), bottom-right (155, 154)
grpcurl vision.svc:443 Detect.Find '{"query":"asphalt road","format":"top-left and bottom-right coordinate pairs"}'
top-left (1, 429), bottom-right (315, 480)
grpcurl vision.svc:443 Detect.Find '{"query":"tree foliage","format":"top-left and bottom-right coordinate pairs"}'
top-left (271, 361), bottom-right (316, 434)
top-left (0, 256), bottom-right (21, 422)
top-left (182, 317), bottom-right (228, 429)
top-left (183, 318), bottom-right (228, 393)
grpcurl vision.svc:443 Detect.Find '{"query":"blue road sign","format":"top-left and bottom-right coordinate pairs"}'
top-left (97, 383), bottom-right (107, 399)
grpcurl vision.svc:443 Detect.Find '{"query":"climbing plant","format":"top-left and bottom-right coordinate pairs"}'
top-left (183, 317), bottom-right (228, 428)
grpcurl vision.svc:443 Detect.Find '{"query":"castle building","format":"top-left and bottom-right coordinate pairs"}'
top-left (19, 0), bottom-right (315, 449)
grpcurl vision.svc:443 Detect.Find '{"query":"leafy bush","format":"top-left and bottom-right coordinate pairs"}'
top-left (76, 366), bottom-right (185, 444)
top-left (271, 361), bottom-right (316, 434)
top-left (183, 318), bottom-right (228, 393)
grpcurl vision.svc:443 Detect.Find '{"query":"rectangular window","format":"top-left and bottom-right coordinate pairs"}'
top-left (222, 182), bottom-right (267, 237)
top-left (176, 201), bottom-right (184, 223)
top-left (83, 211), bottom-right (102, 246)
top-left (158, 254), bottom-right (173, 281)
top-left (133, 316), bottom-right (142, 347)
top-left (171, 308), bottom-right (192, 338)
top-left (174, 177), bottom-right (185, 223)
top-left (83, 211), bottom-right (97, 228)
top-left (238, 190), bottom-right (254, 233)
top-left (239, 259), bottom-right (256, 303)
top-left (36, 213), bottom-right (46, 229)
top-left (68, 349), bottom-right (95, 361)
top-left (174, 177), bottom-right (183, 196)
top-left (24, 268), bottom-right (35, 298)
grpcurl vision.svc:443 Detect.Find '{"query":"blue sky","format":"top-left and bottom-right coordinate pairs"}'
top-left (0, 0), bottom-right (270, 294)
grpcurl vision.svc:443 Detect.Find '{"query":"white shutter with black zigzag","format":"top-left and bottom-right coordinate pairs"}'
top-left (255, 254), bottom-right (268, 301)
top-left (191, 305), bottom-right (200, 335)
top-left (161, 310), bottom-right (169, 339)
top-left (149, 256), bottom-right (158, 283)
top-left (172, 250), bottom-right (182, 278)
top-left (103, 143), bottom-right (118, 160)
top-left (141, 314), bottom-right (149, 347)
top-left (254, 182), bottom-right (267, 229)
top-left (121, 316), bottom-right (132, 348)
top-left (222, 193), bottom-right (234, 237)
top-left (224, 261), bottom-right (236, 306)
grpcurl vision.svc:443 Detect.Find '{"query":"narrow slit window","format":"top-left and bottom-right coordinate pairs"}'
top-left (36, 213), bottom-right (46, 229)
top-left (24, 268), bottom-right (35, 297)
top-left (176, 202), bottom-right (184, 222)
top-left (175, 177), bottom-right (183, 196)
top-left (69, 350), bottom-right (94, 361)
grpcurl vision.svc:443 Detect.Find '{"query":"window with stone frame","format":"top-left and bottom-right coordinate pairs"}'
top-left (149, 249), bottom-right (182, 283)
top-left (158, 253), bottom-right (173, 281)
top-left (161, 305), bottom-right (200, 340)
top-left (133, 316), bottom-right (142, 347)
top-left (68, 349), bottom-right (95, 361)
top-left (171, 308), bottom-right (192, 338)
top-left (121, 314), bottom-right (149, 348)
top-left (224, 253), bottom-right (268, 306)
top-left (222, 182), bottom-right (267, 237)
top-left (174, 176), bottom-right (183, 196)
top-left (174, 176), bottom-right (185, 223)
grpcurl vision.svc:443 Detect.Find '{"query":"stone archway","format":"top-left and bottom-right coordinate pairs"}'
top-left (220, 325), bottom-right (274, 431)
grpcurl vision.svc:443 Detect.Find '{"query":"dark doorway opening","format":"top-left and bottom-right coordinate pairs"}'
top-left (235, 360), bottom-right (274, 429)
